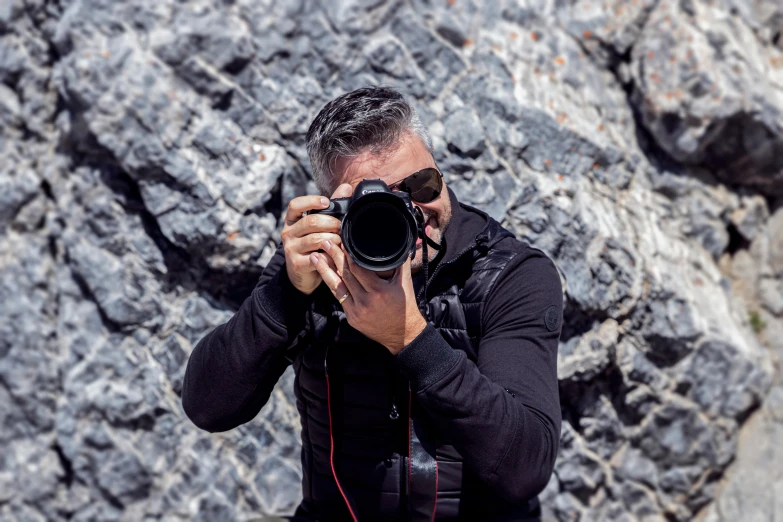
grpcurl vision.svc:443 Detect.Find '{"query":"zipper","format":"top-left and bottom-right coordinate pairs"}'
top-left (406, 384), bottom-right (412, 502)
top-left (387, 361), bottom-right (401, 421)
top-left (402, 455), bottom-right (409, 496)
top-left (416, 235), bottom-right (488, 303)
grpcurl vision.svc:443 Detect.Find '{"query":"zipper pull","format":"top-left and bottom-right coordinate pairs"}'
top-left (389, 401), bottom-right (400, 420)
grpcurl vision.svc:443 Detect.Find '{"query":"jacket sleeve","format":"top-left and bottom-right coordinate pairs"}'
top-left (394, 248), bottom-right (563, 504)
top-left (182, 245), bottom-right (313, 432)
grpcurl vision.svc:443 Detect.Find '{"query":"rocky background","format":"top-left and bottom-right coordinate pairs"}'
top-left (2, 0), bottom-right (783, 520)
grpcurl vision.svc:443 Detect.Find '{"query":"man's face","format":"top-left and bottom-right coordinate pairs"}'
top-left (332, 132), bottom-right (453, 274)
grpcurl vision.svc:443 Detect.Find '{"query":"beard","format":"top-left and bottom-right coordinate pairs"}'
top-left (410, 206), bottom-right (451, 274)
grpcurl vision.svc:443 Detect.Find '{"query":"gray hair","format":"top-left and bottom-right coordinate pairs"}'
top-left (305, 86), bottom-right (433, 195)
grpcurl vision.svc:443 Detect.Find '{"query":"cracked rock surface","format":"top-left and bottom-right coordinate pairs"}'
top-left (1, 0), bottom-right (782, 520)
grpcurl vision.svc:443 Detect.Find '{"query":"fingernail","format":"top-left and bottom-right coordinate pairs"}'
top-left (310, 253), bottom-right (319, 265)
top-left (323, 240), bottom-right (331, 249)
top-left (321, 197), bottom-right (330, 207)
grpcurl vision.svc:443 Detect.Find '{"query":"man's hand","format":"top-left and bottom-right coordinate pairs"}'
top-left (281, 185), bottom-right (352, 295)
top-left (310, 234), bottom-right (428, 355)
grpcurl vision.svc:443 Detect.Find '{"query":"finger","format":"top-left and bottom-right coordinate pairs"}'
top-left (330, 183), bottom-right (353, 199)
top-left (284, 195), bottom-right (331, 226)
top-left (285, 213), bottom-right (342, 239)
top-left (310, 253), bottom-right (351, 304)
top-left (399, 256), bottom-right (413, 285)
top-left (341, 243), bottom-right (381, 291)
top-left (387, 258), bottom-right (408, 285)
top-left (398, 257), bottom-right (417, 294)
top-left (320, 251), bottom-right (339, 273)
top-left (322, 239), bottom-right (366, 295)
top-left (291, 233), bottom-right (342, 254)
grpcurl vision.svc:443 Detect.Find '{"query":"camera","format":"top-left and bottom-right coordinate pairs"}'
top-left (308, 179), bottom-right (423, 272)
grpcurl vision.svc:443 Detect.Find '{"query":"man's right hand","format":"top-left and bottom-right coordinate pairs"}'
top-left (280, 184), bottom-right (353, 295)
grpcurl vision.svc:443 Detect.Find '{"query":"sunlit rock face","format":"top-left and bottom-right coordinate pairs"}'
top-left (2, 0), bottom-right (782, 520)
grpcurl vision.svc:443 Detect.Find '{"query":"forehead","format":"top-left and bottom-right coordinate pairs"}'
top-left (333, 133), bottom-right (435, 190)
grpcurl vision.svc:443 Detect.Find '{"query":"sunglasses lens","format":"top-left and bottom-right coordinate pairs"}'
top-left (400, 168), bottom-right (442, 203)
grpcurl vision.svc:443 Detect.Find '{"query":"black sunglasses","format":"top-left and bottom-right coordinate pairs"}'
top-left (387, 167), bottom-right (443, 204)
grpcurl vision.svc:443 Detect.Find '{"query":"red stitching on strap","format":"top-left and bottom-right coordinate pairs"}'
top-left (326, 374), bottom-right (358, 522)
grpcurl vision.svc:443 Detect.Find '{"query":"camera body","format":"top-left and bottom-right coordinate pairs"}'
top-left (309, 179), bottom-right (422, 272)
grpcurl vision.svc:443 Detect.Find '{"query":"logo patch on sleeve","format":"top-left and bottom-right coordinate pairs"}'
top-left (544, 305), bottom-right (560, 332)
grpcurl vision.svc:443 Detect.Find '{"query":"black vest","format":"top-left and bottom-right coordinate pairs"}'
top-left (288, 212), bottom-right (542, 521)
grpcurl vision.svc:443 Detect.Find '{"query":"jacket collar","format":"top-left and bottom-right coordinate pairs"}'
top-left (436, 185), bottom-right (509, 267)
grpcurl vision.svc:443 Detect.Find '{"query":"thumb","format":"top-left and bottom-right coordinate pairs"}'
top-left (331, 183), bottom-right (353, 199)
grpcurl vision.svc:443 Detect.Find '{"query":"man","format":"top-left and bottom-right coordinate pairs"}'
top-left (182, 87), bottom-right (563, 521)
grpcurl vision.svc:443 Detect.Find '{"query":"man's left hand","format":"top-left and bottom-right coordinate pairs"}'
top-left (310, 239), bottom-right (427, 355)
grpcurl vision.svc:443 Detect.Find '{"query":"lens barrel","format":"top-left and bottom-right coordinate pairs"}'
top-left (342, 188), bottom-right (418, 272)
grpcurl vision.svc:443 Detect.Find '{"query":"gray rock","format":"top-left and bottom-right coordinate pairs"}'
top-left (449, 170), bottom-right (516, 223)
top-left (559, 319), bottom-right (618, 382)
top-left (2, 0), bottom-right (781, 519)
top-left (612, 445), bottom-right (659, 490)
top-left (675, 338), bottom-right (771, 420)
top-left (631, 0), bottom-right (783, 196)
top-left (759, 277), bottom-right (783, 316)
top-left (633, 396), bottom-right (737, 471)
top-left (65, 236), bottom-right (163, 327)
top-left (769, 207), bottom-right (783, 275)
top-left (550, 491), bottom-right (584, 522)
top-left (556, 422), bottom-right (606, 501)
top-left (613, 480), bottom-right (663, 521)
top-left (0, 165), bottom-right (40, 229)
top-left (390, 11), bottom-right (465, 97)
top-left (443, 106), bottom-right (486, 158)
top-left (95, 449), bottom-right (153, 506)
top-left (631, 290), bottom-right (703, 367)
top-left (679, 191), bottom-right (731, 260)
top-left (730, 195), bottom-right (769, 242)
top-left (558, 0), bottom-right (659, 66)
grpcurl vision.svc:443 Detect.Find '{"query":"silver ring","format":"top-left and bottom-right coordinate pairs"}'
top-left (338, 292), bottom-right (350, 304)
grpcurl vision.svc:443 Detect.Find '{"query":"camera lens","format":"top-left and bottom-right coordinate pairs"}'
top-left (342, 192), bottom-right (417, 271)
top-left (349, 202), bottom-right (410, 262)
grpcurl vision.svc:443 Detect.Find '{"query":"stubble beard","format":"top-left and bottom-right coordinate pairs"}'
top-left (410, 207), bottom-right (451, 274)
top-left (410, 238), bottom-right (438, 274)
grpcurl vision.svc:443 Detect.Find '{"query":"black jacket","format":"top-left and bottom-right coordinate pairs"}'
top-left (183, 187), bottom-right (563, 521)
